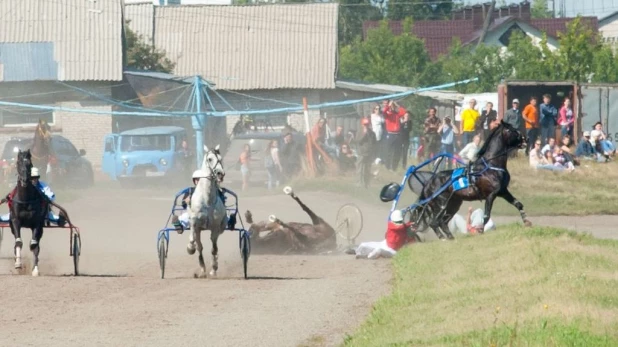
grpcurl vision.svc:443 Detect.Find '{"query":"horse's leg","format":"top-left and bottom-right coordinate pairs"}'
top-left (11, 220), bottom-right (23, 269)
top-left (31, 226), bottom-right (42, 277)
top-left (194, 228), bottom-right (207, 277)
top-left (291, 196), bottom-right (322, 225)
top-left (187, 222), bottom-right (197, 255)
top-left (483, 192), bottom-right (499, 232)
top-left (499, 189), bottom-right (532, 227)
top-left (209, 229), bottom-right (221, 277)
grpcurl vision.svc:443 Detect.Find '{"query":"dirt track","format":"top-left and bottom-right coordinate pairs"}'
top-left (0, 189), bottom-right (393, 347)
top-left (0, 187), bottom-right (616, 347)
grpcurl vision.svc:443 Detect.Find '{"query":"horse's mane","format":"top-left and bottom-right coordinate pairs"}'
top-left (474, 123), bottom-right (503, 159)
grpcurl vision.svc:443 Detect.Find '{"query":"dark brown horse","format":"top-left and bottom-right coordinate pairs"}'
top-left (31, 119), bottom-right (52, 181)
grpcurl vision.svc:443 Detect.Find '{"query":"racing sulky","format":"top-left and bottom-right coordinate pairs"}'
top-left (396, 119), bottom-right (529, 240)
top-left (244, 186), bottom-right (336, 254)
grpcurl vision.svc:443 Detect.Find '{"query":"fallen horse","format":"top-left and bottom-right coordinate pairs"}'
top-left (245, 186), bottom-right (337, 254)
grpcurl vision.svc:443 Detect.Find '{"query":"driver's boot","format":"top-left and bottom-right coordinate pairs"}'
top-left (171, 215), bottom-right (184, 234)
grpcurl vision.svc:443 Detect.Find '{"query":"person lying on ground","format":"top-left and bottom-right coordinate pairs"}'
top-left (347, 209), bottom-right (416, 259)
top-left (447, 207), bottom-right (496, 234)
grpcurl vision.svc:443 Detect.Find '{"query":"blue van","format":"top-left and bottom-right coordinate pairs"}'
top-left (102, 126), bottom-right (191, 184)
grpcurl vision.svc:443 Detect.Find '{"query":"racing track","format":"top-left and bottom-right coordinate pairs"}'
top-left (0, 189), bottom-right (393, 347)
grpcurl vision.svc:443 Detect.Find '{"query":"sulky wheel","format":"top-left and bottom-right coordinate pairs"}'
top-left (405, 205), bottom-right (430, 234)
top-left (72, 231), bottom-right (81, 276)
top-left (239, 230), bottom-right (251, 279)
top-left (158, 235), bottom-right (167, 279)
top-left (335, 204), bottom-right (363, 244)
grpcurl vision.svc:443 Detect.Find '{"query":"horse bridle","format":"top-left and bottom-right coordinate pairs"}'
top-left (202, 150), bottom-right (225, 183)
top-left (477, 123), bottom-right (526, 163)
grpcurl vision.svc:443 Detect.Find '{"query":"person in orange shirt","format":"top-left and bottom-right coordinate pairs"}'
top-left (522, 96), bottom-right (539, 156)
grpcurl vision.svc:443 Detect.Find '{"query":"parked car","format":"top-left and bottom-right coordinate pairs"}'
top-left (102, 126), bottom-right (192, 187)
top-left (0, 135), bottom-right (94, 188)
top-left (222, 131), bottom-right (306, 188)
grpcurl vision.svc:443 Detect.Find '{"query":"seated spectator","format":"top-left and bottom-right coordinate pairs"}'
top-left (552, 147), bottom-right (574, 172)
top-left (530, 139), bottom-right (562, 171)
top-left (458, 134), bottom-right (481, 163)
top-left (575, 131), bottom-right (596, 159)
top-left (541, 137), bottom-right (556, 156)
top-left (560, 135), bottom-right (579, 166)
top-left (448, 207), bottom-right (496, 234)
top-left (590, 121), bottom-right (615, 159)
top-left (338, 144), bottom-right (356, 173)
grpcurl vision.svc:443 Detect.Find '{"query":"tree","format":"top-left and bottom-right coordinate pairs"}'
top-left (531, 0), bottom-right (553, 19)
top-left (339, 19), bottom-right (432, 87)
top-left (502, 31), bottom-right (553, 80)
top-left (338, 0), bottom-right (384, 46)
top-left (387, 0), bottom-right (455, 21)
top-left (553, 17), bottom-right (598, 82)
top-left (125, 21), bottom-right (175, 73)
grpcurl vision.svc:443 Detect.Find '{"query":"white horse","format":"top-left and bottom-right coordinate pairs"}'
top-left (188, 144), bottom-right (227, 277)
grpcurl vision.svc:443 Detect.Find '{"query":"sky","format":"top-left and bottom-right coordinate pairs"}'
top-left (465, 0), bottom-right (618, 19)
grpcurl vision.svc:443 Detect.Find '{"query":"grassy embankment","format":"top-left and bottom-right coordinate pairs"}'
top-left (342, 225), bottom-right (618, 346)
top-left (291, 157), bottom-right (618, 216)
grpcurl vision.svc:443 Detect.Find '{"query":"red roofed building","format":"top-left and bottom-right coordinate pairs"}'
top-left (363, 1), bottom-right (599, 61)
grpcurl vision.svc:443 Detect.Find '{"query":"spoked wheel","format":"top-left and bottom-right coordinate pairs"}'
top-left (405, 205), bottom-right (430, 234)
top-left (239, 230), bottom-right (251, 279)
top-left (72, 230), bottom-right (81, 276)
top-left (335, 204), bottom-right (363, 244)
top-left (158, 236), bottom-right (167, 279)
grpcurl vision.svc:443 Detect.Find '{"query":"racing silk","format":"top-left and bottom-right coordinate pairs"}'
top-left (37, 181), bottom-right (55, 202)
top-left (385, 220), bottom-right (415, 251)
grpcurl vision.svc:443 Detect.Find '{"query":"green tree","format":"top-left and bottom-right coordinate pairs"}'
top-left (592, 44), bottom-right (618, 83)
top-left (387, 0), bottom-right (455, 21)
top-left (503, 31), bottom-right (552, 80)
top-left (531, 0), bottom-right (553, 19)
top-left (125, 21), bottom-right (175, 73)
top-left (338, 0), bottom-right (384, 46)
top-left (553, 16), bottom-right (598, 82)
top-left (339, 19), bottom-right (432, 86)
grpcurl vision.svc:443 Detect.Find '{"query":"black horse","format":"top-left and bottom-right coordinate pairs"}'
top-left (6, 150), bottom-right (49, 276)
top-left (382, 120), bottom-right (529, 240)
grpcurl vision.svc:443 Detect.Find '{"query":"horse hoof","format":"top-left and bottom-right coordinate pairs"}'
top-left (187, 244), bottom-right (196, 255)
top-left (283, 186), bottom-right (293, 195)
top-left (32, 267), bottom-right (39, 277)
top-left (524, 220), bottom-right (532, 227)
top-left (209, 269), bottom-right (217, 277)
top-left (14, 261), bottom-right (22, 269)
top-left (268, 215), bottom-right (277, 223)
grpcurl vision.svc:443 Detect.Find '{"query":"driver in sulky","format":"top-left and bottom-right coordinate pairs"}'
top-left (347, 209), bottom-right (417, 259)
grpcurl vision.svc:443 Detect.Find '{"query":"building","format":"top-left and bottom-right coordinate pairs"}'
top-left (0, 0), bottom-right (123, 170)
top-left (124, 3), bottom-right (339, 132)
top-left (599, 11), bottom-right (618, 50)
top-left (363, 1), bottom-right (599, 60)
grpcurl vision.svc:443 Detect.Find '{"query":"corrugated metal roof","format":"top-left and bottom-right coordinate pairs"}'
top-left (154, 4), bottom-right (338, 90)
top-left (125, 2), bottom-right (155, 44)
top-left (0, 0), bottom-right (123, 81)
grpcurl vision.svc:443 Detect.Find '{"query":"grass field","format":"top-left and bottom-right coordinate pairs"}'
top-left (342, 225), bottom-right (618, 346)
top-left (291, 156), bottom-right (618, 216)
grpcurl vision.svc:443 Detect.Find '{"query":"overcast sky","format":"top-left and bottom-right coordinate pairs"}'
top-left (464, 0), bottom-right (618, 19)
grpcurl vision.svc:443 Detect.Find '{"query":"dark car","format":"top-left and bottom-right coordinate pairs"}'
top-left (0, 136), bottom-right (94, 188)
top-left (222, 131), bottom-right (306, 188)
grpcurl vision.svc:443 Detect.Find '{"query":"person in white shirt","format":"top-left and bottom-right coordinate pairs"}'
top-left (370, 104), bottom-right (385, 164)
top-left (458, 134), bottom-right (481, 163)
top-left (540, 138), bottom-right (555, 156)
top-left (448, 207), bottom-right (496, 234)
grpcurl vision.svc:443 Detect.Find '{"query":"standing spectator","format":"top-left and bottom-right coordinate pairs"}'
top-left (370, 104), bottom-right (385, 163)
top-left (424, 107), bottom-right (441, 159)
top-left (438, 115), bottom-right (458, 169)
top-left (460, 99), bottom-right (479, 145)
top-left (338, 144), bottom-right (357, 173)
top-left (522, 96), bottom-right (540, 155)
top-left (382, 100), bottom-right (406, 171)
top-left (264, 140), bottom-right (282, 190)
top-left (477, 102), bottom-right (497, 141)
top-left (558, 98), bottom-right (574, 145)
top-left (356, 118), bottom-right (377, 188)
top-left (459, 134), bottom-right (481, 163)
top-left (311, 117), bottom-right (327, 149)
top-left (279, 132), bottom-right (301, 181)
top-left (239, 144), bottom-right (251, 191)
top-left (540, 94), bottom-right (558, 145)
top-left (504, 99), bottom-right (522, 131)
top-left (400, 111), bottom-right (413, 169)
top-left (333, 125), bottom-right (345, 149)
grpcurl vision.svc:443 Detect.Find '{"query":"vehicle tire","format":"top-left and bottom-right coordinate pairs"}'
top-left (72, 231), bottom-right (81, 276)
top-left (158, 236), bottom-right (166, 279)
top-left (240, 230), bottom-right (250, 279)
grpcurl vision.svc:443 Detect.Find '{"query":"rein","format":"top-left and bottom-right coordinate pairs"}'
top-left (471, 124), bottom-right (524, 175)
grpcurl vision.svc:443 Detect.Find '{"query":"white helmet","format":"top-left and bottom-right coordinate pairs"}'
top-left (192, 170), bottom-right (204, 179)
top-left (31, 167), bottom-right (40, 178)
top-left (390, 210), bottom-right (404, 223)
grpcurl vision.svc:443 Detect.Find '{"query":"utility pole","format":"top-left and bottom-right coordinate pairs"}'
top-left (477, 0), bottom-right (496, 47)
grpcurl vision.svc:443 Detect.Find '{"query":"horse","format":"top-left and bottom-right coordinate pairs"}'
top-left (402, 121), bottom-right (529, 240)
top-left (187, 144), bottom-right (227, 277)
top-left (8, 150), bottom-right (48, 276)
top-left (31, 119), bottom-right (52, 182)
top-left (245, 186), bottom-right (336, 254)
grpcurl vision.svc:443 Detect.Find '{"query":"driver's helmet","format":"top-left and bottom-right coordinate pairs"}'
top-left (192, 170), bottom-right (205, 180)
top-left (390, 209), bottom-right (404, 224)
top-left (31, 167), bottom-right (41, 178)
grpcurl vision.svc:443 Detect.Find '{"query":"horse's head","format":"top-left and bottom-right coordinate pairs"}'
top-left (37, 119), bottom-right (51, 140)
top-left (202, 144), bottom-right (225, 183)
top-left (16, 150), bottom-right (33, 187)
top-left (498, 121), bottom-right (526, 150)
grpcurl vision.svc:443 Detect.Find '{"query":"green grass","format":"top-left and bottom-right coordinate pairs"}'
top-left (342, 225), bottom-right (618, 347)
top-left (290, 156), bottom-right (618, 216)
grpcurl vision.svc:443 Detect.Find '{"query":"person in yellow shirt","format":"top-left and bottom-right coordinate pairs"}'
top-left (460, 99), bottom-right (480, 145)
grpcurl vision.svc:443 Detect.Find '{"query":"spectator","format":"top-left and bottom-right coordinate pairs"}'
top-left (356, 118), bottom-right (377, 188)
top-left (560, 135), bottom-right (579, 166)
top-left (558, 98), bottom-right (574, 145)
top-left (504, 98), bottom-right (522, 131)
top-left (448, 206), bottom-right (496, 234)
top-left (459, 134), bottom-right (481, 163)
top-left (333, 125), bottom-right (345, 150)
top-left (279, 132), bottom-right (301, 181)
top-left (522, 96), bottom-right (540, 156)
top-left (477, 102), bottom-right (497, 141)
top-left (400, 111), bottom-right (413, 169)
top-left (575, 131), bottom-right (596, 159)
top-left (530, 139), bottom-right (561, 171)
top-left (382, 100), bottom-right (406, 171)
top-left (424, 107), bottom-right (441, 159)
top-left (438, 115), bottom-right (458, 169)
top-left (239, 144), bottom-right (251, 191)
top-left (370, 105), bottom-right (385, 163)
top-left (590, 121), bottom-right (616, 158)
top-left (264, 140), bottom-right (282, 190)
top-left (541, 138), bottom-right (556, 157)
top-left (540, 94), bottom-right (558, 145)
top-left (460, 99), bottom-right (479, 145)
top-left (552, 147), bottom-right (575, 172)
top-left (338, 144), bottom-right (356, 173)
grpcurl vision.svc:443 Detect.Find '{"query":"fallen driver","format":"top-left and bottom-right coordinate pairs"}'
top-left (244, 186), bottom-right (337, 254)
